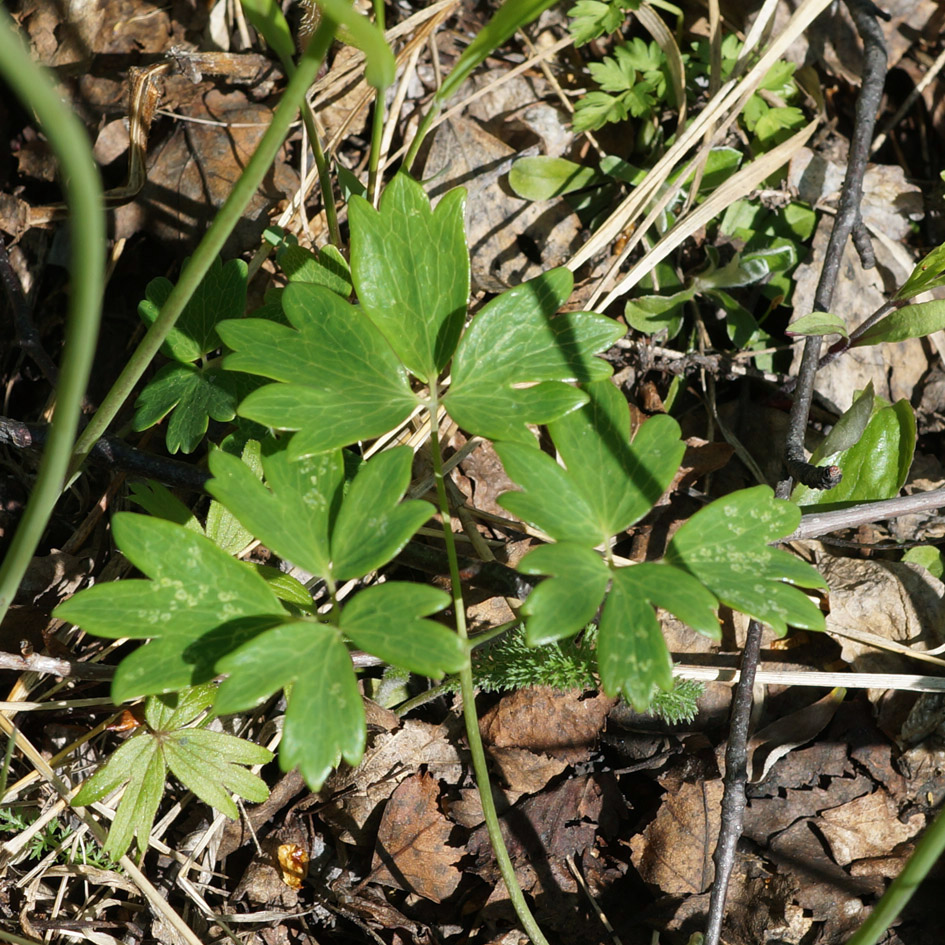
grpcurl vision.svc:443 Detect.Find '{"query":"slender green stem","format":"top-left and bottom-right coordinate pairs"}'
top-left (301, 107), bottom-right (342, 248)
top-left (68, 17), bottom-right (339, 480)
top-left (426, 391), bottom-right (550, 945)
top-left (366, 0), bottom-right (387, 204)
top-left (0, 13), bottom-right (105, 622)
top-left (845, 805), bottom-right (945, 945)
top-left (404, 105), bottom-right (438, 173)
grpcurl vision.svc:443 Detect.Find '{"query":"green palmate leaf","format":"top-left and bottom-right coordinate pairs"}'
top-left (573, 90), bottom-right (632, 132)
top-left (54, 514), bottom-right (287, 702)
top-left (508, 156), bottom-right (604, 200)
top-left (787, 311), bottom-right (849, 339)
top-left (139, 256), bottom-right (247, 363)
top-left (208, 444), bottom-right (430, 582)
top-left (598, 568), bottom-right (673, 710)
top-left (549, 381), bottom-right (683, 540)
top-left (517, 543), bottom-right (611, 644)
top-left (339, 583), bottom-right (463, 677)
top-left (665, 486), bottom-right (827, 636)
top-left (218, 282), bottom-right (418, 456)
top-left (328, 447), bottom-right (432, 580)
top-left (568, 0), bottom-right (632, 45)
top-left (792, 398), bottom-right (915, 508)
top-left (895, 241), bottom-right (945, 301)
top-left (133, 362), bottom-right (238, 454)
top-left (72, 732), bottom-right (158, 806)
top-left (163, 729), bottom-right (271, 818)
top-left (145, 683), bottom-right (216, 730)
top-left (853, 299), bottom-right (945, 346)
top-left (445, 269), bottom-right (624, 442)
top-left (208, 444), bottom-right (343, 579)
top-left (496, 381), bottom-right (683, 544)
top-left (73, 688), bottom-right (272, 859)
top-left (277, 242), bottom-right (352, 298)
top-left (348, 175), bottom-right (468, 380)
top-left (215, 620), bottom-right (365, 789)
top-left (617, 562), bottom-right (720, 638)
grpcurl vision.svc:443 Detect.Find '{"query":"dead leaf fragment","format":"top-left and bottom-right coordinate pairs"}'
top-left (630, 779), bottom-right (722, 895)
top-left (818, 790), bottom-right (925, 866)
top-left (479, 687), bottom-right (616, 764)
top-left (370, 772), bottom-right (462, 903)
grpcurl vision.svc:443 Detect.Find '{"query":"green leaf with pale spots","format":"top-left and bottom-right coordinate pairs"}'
top-left (218, 283), bottom-right (418, 457)
top-left (496, 380), bottom-right (683, 543)
top-left (208, 443), bottom-right (431, 583)
top-left (215, 620), bottom-right (365, 790)
top-left (133, 362), bottom-right (238, 454)
top-left (665, 485), bottom-right (827, 636)
top-left (53, 514), bottom-right (288, 702)
top-left (349, 174), bottom-right (469, 380)
top-left (445, 270), bottom-right (624, 443)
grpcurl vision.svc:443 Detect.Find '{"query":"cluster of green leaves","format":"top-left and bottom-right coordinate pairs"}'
top-left (687, 34), bottom-right (807, 151)
top-left (573, 36), bottom-right (675, 135)
top-left (567, 10), bottom-right (804, 153)
top-left (71, 685), bottom-right (271, 860)
top-left (57, 173), bottom-right (825, 827)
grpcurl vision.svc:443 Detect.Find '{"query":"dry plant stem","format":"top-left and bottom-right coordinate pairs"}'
top-left (0, 651), bottom-right (113, 680)
top-left (703, 617), bottom-right (763, 945)
top-left (427, 392), bottom-right (549, 945)
top-left (782, 0), bottom-right (887, 491)
top-left (786, 487), bottom-right (945, 540)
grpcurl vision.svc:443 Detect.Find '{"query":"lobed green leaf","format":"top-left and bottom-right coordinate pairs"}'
top-left (446, 269), bottom-right (624, 443)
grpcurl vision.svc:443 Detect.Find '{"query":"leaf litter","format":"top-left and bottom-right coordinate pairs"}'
top-left (5, 0), bottom-right (945, 943)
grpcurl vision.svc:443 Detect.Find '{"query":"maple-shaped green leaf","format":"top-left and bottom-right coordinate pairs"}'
top-left (215, 620), bottom-right (365, 789)
top-left (208, 443), bottom-right (430, 582)
top-left (218, 282), bottom-right (418, 456)
top-left (496, 380), bottom-right (684, 544)
top-left (568, 0), bottom-right (633, 45)
top-left (445, 270), bottom-right (624, 443)
top-left (665, 485), bottom-right (827, 636)
top-left (139, 256), bottom-right (247, 363)
top-left (133, 362), bottom-right (238, 454)
top-left (339, 583), bottom-right (463, 677)
top-left (54, 514), bottom-right (288, 702)
top-left (349, 174), bottom-right (469, 381)
top-left (327, 447), bottom-right (433, 580)
top-left (573, 90), bottom-right (631, 132)
top-left (73, 687), bottom-right (271, 859)
top-left (517, 542), bottom-right (610, 645)
top-left (208, 444), bottom-right (342, 579)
